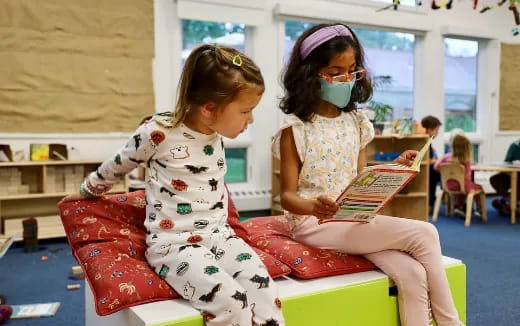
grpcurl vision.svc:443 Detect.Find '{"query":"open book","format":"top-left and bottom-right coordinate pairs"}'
top-left (322, 137), bottom-right (432, 224)
top-left (10, 302), bottom-right (61, 319)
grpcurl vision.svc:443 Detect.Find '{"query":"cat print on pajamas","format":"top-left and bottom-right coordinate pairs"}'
top-left (249, 274), bottom-right (270, 289)
top-left (231, 290), bottom-right (248, 309)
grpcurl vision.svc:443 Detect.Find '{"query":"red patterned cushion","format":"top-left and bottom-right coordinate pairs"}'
top-left (242, 216), bottom-right (376, 279)
top-left (59, 191), bottom-right (178, 316)
top-left (226, 192), bottom-right (291, 278)
top-left (58, 190), bottom-right (290, 316)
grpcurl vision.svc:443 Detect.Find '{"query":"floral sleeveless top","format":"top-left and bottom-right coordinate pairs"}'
top-left (272, 110), bottom-right (374, 229)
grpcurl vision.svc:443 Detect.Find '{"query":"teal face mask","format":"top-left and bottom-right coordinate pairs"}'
top-left (319, 78), bottom-right (356, 108)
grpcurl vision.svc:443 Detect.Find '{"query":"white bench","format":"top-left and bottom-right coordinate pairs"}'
top-left (86, 256), bottom-right (466, 326)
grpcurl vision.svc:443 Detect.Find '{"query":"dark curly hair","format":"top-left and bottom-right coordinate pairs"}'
top-left (280, 23), bottom-right (373, 122)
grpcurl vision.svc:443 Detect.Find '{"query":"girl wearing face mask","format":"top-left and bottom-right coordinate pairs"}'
top-left (273, 24), bottom-right (464, 326)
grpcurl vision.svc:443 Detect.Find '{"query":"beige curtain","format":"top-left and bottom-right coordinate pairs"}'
top-left (499, 43), bottom-right (520, 131)
top-left (0, 0), bottom-right (154, 133)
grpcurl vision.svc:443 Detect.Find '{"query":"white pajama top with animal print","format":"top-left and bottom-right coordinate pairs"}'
top-left (83, 113), bottom-right (284, 326)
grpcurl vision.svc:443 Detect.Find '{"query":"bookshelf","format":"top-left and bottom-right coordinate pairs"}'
top-left (271, 134), bottom-right (430, 221)
top-left (0, 161), bottom-right (128, 240)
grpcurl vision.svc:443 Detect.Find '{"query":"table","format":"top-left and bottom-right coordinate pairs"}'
top-left (473, 163), bottom-right (520, 224)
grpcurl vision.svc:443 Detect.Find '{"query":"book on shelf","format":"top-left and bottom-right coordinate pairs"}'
top-left (9, 302), bottom-right (61, 319)
top-left (322, 137), bottom-right (432, 224)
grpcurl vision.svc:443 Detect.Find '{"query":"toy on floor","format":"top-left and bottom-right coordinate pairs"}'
top-left (22, 218), bottom-right (38, 253)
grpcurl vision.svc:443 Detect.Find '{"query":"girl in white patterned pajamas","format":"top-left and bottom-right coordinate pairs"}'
top-left (64, 45), bottom-right (285, 326)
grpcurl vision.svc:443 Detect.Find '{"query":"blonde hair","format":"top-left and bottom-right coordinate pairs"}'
top-left (451, 134), bottom-right (472, 163)
top-left (172, 44), bottom-right (264, 126)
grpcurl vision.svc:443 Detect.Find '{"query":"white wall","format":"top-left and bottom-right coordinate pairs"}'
top-left (1, 0), bottom-right (519, 201)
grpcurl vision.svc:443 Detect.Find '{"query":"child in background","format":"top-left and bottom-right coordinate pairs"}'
top-left (62, 45), bottom-right (284, 326)
top-left (490, 139), bottom-right (520, 215)
top-left (421, 115), bottom-right (442, 214)
top-left (275, 23), bottom-right (463, 326)
top-left (434, 134), bottom-right (483, 216)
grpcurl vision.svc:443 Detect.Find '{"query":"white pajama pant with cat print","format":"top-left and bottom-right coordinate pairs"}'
top-left (146, 232), bottom-right (285, 326)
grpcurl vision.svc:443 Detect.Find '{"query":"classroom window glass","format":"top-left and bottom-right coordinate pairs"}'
top-left (284, 21), bottom-right (415, 121)
top-left (444, 38), bottom-right (479, 133)
top-left (181, 20), bottom-right (245, 64)
top-left (225, 148), bottom-right (247, 183)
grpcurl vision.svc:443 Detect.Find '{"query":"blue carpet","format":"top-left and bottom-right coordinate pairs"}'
top-left (434, 198), bottom-right (520, 326)
top-left (0, 199), bottom-right (518, 325)
top-left (0, 239), bottom-right (84, 326)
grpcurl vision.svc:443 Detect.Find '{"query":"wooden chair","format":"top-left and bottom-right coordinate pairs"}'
top-left (432, 163), bottom-right (487, 227)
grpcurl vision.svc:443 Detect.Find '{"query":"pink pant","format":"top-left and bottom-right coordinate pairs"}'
top-left (292, 215), bottom-right (461, 326)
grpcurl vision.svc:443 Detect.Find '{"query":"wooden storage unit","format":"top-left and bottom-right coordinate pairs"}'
top-left (366, 135), bottom-right (430, 221)
top-left (0, 161), bottom-right (128, 241)
top-left (270, 135), bottom-right (430, 221)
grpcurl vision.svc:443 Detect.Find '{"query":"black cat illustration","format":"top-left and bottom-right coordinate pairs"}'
top-left (208, 178), bottom-right (218, 191)
top-left (231, 290), bottom-right (248, 309)
top-left (249, 274), bottom-right (270, 289)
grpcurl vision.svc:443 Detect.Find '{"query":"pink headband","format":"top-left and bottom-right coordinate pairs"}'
top-left (300, 25), bottom-right (353, 60)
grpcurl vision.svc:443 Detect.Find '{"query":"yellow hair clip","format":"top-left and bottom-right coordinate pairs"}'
top-left (232, 54), bottom-right (243, 67)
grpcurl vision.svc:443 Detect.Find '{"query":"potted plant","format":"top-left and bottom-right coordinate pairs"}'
top-left (367, 75), bottom-right (394, 134)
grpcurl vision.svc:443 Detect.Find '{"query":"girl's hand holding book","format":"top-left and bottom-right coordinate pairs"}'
top-left (311, 196), bottom-right (339, 221)
top-left (394, 150), bottom-right (419, 167)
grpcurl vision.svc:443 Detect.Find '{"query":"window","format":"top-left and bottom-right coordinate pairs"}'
top-left (225, 148), bottom-right (247, 183)
top-left (181, 19), bottom-right (249, 184)
top-left (284, 21), bottom-right (416, 120)
top-left (443, 38), bottom-right (479, 133)
top-left (181, 20), bottom-right (245, 63)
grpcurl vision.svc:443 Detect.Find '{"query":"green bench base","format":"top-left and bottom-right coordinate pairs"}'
top-left (86, 257), bottom-right (466, 326)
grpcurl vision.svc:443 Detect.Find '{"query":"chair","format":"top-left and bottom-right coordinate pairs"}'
top-left (432, 163), bottom-right (487, 227)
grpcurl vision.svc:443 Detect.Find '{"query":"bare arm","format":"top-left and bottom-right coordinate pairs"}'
top-left (357, 147), bottom-right (367, 172)
top-left (279, 127), bottom-right (338, 219)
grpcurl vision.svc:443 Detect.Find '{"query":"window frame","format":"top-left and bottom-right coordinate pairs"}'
top-left (440, 33), bottom-right (495, 162)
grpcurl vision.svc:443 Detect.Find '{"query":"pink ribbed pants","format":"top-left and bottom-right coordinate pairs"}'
top-left (292, 215), bottom-right (461, 326)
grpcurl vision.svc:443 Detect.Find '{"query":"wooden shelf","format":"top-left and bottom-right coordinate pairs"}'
top-left (3, 215), bottom-right (65, 241)
top-left (0, 160), bottom-right (128, 239)
top-left (373, 134), bottom-right (430, 139)
top-left (0, 160), bottom-right (106, 167)
top-left (0, 188), bottom-right (127, 201)
top-left (395, 192), bottom-right (427, 197)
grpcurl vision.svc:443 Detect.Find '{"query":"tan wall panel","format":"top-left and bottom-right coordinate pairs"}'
top-left (0, 53), bottom-right (152, 94)
top-left (0, 28), bottom-right (154, 57)
top-left (0, 0), bottom-right (154, 133)
top-left (499, 43), bottom-right (520, 131)
top-left (0, 91), bottom-right (154, 133)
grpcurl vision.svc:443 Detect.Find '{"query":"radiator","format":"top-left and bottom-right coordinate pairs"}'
top-left (229, 188), bottom-right (272, 212)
